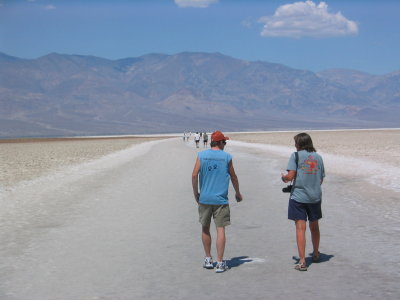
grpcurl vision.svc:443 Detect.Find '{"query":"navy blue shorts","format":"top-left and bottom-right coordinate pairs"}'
top-left (288, 198), bottom-right (322, 222)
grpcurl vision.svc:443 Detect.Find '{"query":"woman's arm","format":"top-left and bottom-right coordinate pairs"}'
top-left (281, 170), bottom-right (296, 183)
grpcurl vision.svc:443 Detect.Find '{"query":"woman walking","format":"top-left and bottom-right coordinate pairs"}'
top-left (281, 133), bottom-right (325, 271)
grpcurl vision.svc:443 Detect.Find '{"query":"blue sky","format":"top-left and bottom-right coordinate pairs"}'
top-left (0, 0), bottom-right (399, 74)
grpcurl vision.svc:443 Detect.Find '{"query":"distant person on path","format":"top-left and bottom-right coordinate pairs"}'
top-left (192, 130), bottom-right (243, 273)
top-left (203, 132), bottom-right (208, 148)
top-left (281, 133), bottom-right (325, 271)
top-left (194, 132), bottom-right (200, 148)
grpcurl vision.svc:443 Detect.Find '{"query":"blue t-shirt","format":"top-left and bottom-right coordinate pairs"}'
top-left (287, 150), bottom-right (325, 204)
top-left (198, 149), bottom-right (232, 205)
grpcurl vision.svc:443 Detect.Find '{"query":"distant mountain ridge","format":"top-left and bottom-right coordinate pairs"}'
top-left (0, 51), bottom-right (399, 137)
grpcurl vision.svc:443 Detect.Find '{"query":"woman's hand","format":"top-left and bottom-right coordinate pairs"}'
top-left (281, 173), bottom-right (289, 183)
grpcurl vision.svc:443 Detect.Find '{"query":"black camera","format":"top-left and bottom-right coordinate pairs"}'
top-left (282, 185), bottom-right (293, 193)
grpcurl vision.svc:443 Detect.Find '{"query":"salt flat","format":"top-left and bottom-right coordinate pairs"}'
top-left (0, 136), bottom-right (163, 188)
top-left (0, 131), bottom-right (399, 299)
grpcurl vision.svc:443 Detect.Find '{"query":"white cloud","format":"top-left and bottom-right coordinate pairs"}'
top-left (44, 4), bottom-right (56, 10)
top-left (175, 0), bottom-right (219, 8)
top-left (259, 1), bottom-right (358, 38)
top-left (241, 17), bottom-right (254, 29)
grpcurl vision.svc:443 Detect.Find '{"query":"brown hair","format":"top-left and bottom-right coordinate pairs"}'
top-left (294, 133), bottom-right (316, 152)
top-left (210, 140), bottom-right (225, 148)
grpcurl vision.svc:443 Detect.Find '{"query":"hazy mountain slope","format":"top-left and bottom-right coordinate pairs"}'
top-left (0, 52), bottom-right (398, 137)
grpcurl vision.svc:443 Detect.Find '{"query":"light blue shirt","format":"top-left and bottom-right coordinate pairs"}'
top-left (198, 149), bottom-right (232, 205)
top-left (287, 150), bottom-right (325, 203)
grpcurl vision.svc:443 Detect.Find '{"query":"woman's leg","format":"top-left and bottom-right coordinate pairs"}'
top-left (309, 220), bottom-right (320, 256)
top-left (295, 220), bottom-right (307, 264)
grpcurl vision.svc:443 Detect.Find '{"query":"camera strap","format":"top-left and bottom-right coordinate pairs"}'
top-left (290, 152), bottom-right (299, 197)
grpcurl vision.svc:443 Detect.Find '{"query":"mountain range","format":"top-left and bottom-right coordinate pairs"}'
top-left (0, 51), bottom-right (399, 138)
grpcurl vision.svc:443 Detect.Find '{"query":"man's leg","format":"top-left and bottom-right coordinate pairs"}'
top-left (309, 220), bottom-right (320, 257)
top-left (202, 225), bottom-right (212, 257)
top-left (295, 220), bottom-right (306, 264)
top-left (216, 226), bottom-right (226, 262)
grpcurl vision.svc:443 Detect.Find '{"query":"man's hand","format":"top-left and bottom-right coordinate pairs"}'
top-left (235, 192), bottom-right (243, 202)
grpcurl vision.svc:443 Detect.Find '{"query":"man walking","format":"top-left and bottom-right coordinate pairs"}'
top-left (194, 132), bottom-right (200, 148)
top-left (203, 132), bottom-right (208, 148)
top-left (192, 131), bottom-right (243, 273)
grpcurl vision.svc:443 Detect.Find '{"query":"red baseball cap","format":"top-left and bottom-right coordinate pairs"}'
top-left (211, 131), bottom-right (229, 142)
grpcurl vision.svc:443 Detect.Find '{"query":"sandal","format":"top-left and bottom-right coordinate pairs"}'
top-left (312, 252), bottom-right (320, 263)
top-left (294, 262), bottom-right (308, 271)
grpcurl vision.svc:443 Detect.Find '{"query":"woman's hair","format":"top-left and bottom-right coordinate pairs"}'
top-left (294, 133), bottom-right (316, 152)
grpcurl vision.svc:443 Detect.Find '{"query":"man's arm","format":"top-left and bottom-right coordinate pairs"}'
top-left (191, 157), bottom-right (200, 203)
top-left (229, 160), bottom-right (243, 202)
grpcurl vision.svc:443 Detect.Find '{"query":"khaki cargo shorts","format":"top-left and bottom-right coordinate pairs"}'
top-left (198, 203), bottom-right (231, 227)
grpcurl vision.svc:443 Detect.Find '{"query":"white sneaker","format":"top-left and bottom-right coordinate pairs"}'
top-left (215, 261), bottom-right (228, 273)
top-left (203, 257), bottom-right (214, 269)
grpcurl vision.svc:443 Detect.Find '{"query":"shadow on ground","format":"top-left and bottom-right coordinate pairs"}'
top-left (292, 252), bottom-right (334, 267)
top-left (228, 256), bottom-right (253, 268)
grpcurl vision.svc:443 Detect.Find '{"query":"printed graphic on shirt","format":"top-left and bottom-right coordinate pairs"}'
top-left (300, 155), bottom-right (318, 174)
top-left (208, 164), bottom-right (218, 171)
